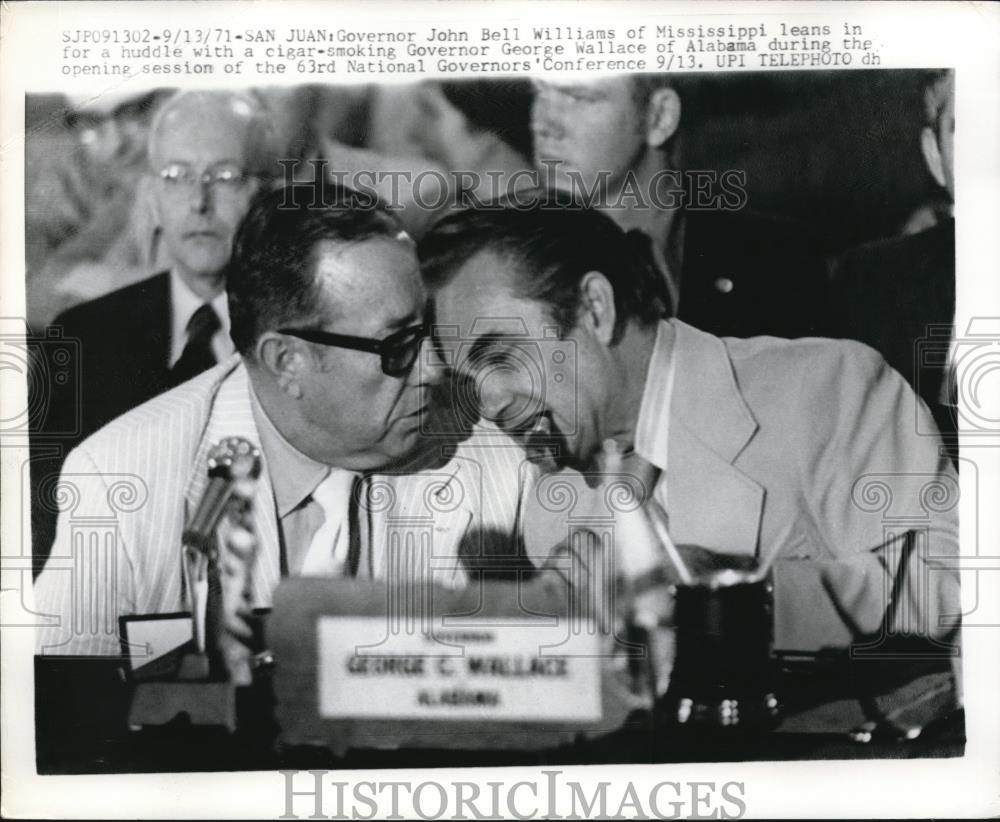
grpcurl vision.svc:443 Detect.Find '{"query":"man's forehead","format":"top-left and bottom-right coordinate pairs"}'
top-left (152, 106), bottom-right (255, 163)
top-left (434, 253), bottom-right (552, 339)
top-left (160, 96), bottom-right (257, 129)
top-left (436, 252), bottom-right (515, 309)
top-left (314, 237), bottom-right (423, 329)
top-left (451, 249), bottom-right (514, 282)
top-left (315, 237), bottom-right (419, 289)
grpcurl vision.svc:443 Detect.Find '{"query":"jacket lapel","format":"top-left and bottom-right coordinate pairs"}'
top-left (182, 358), bottom-right (281, 607)
top-left (666, 321), bottom-right (764, 558)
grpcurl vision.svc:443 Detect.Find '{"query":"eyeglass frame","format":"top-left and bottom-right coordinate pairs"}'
top-left (277, 321), bottom-right (431, 378)
top-left (155, 162), bottom-right (258, 190)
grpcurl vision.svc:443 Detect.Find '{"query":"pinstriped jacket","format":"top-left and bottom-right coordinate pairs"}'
top-left (33, 356), bottom-right (533, 655)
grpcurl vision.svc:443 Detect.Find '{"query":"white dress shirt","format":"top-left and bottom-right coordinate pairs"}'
top-left (249, 383), bottom-right (365, 577)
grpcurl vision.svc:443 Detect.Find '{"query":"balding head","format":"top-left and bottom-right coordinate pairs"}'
top-left (148, 90), bottom-right (277, 297)
top-left (148, 90), bottom-right (275, 178)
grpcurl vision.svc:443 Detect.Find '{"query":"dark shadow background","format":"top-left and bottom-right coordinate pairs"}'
top-left (668, 70), bottom-right (940, 253)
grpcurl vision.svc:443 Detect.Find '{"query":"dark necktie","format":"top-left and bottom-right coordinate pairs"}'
top-left (347, 474), bottom-right (366, 578)
top-left (172, 303), bottom-right (221, 384)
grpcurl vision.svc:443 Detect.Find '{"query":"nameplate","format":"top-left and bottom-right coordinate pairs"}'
top-left (316, 616), bottom-right (601, 722)
top-left (271, 578), bottom-right (634, 752)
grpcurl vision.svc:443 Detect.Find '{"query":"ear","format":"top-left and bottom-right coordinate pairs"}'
top-left (645, 87), bottom-right (681, 149)
top-left (257, 332), bottom-right (307, 399)
top-left (921, 125), bottom-right (947, 189)
top-left (577, 271), bottom-right (617, 346)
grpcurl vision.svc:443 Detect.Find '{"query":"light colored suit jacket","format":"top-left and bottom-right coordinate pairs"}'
top-left (33, 356), bottom-right (531, 655)
top-left (525, 320), bottom-right (960, 653)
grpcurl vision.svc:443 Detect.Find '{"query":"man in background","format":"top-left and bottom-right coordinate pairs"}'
top-left (25, 90), bottom-right (168, 330)
top-left (531, 74), bottom-right (832, 339)
top-left (49, 89), bottom-right (277, 432)
top-left (29, 90), bottom-right (277, 563)
top-left (832, 69), bottom-right (956, 451)
top-left (33, 185), bottom-right (526, 656)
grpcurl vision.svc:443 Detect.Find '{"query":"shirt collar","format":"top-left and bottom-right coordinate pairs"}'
top-left (248, 380), bottom-right (330, 518)
top-left (169, 269), bottom-right (231, 365)
top-left (633, 320), bottom-right (677, 473)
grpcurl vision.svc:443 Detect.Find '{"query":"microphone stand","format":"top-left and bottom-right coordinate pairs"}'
top-left (128, 438), bottom-right (262, 731)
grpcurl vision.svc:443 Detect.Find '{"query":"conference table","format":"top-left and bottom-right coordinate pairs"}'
top-left (35, 649), bottom-right (963, 774)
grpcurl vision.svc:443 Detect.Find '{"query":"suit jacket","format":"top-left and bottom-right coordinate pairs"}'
top-left (29, 272), bottom-right (207, 568)
top-left (45, 271), bottom-right (173, 442)
top-left (673, 209), bottom-right (833, 339)
top-left (525, 320), bottom-right (959, 654)
top-left (33, 356), bottom-right (530, 655)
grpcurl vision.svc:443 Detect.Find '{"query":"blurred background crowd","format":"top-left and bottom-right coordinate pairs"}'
top-left (25, 71), bottom-right (951, 329)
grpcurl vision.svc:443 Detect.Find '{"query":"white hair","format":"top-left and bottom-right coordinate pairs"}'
top-left (147, 89), bottom-right (278, 179)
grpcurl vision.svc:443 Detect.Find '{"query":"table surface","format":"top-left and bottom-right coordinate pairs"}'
top-left (34, 653), bottom-right (965, 774)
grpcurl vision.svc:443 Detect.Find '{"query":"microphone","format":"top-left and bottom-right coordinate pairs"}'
top-left (183, 437), bottom-right (262, 552)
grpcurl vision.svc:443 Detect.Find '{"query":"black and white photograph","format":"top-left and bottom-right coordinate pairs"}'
top-left (2, 2), bottom-right (998, 819)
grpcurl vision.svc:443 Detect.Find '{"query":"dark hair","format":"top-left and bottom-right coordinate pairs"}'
top-left (419, 192), bottom-right (669, 342)
top-left (439, 79), bottom-right (534, 159)
top-left (228, 183), bottom-right (407, 356)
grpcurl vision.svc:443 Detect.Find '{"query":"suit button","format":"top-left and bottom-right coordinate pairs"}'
top-left (714, 277), bottom-right (734, 294)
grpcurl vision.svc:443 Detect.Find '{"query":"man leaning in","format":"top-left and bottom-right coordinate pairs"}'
top-left (33, 185), bottom-right (526, 656)
top-left (420, 197), bottom-right (960, 657)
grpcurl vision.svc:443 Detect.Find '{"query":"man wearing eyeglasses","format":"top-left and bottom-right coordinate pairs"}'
top-left (43, 90), bottom-right (276, 439)
top-left (30, 91), bottom-right (277, 566)
top-left (34, 184), bottom-right (530, 655)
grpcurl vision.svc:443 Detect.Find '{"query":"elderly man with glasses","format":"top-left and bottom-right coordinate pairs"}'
top-left (30, 91), bottom-right (279, 565)
top-left (34, 185), bottom-right (530, 655)
top-left (44, 90), bottom-right (277, 436)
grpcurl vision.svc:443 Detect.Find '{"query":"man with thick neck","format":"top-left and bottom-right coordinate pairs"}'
top-left (35, 186), bottom-right (532, 655)
top-left (229, 187), bottom-right (440, 576)
top-left (420, 200), bottom-right (959, 655)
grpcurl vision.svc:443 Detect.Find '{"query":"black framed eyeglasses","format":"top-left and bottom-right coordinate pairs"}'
top-left (278, 322), bottom-right (430, 378)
